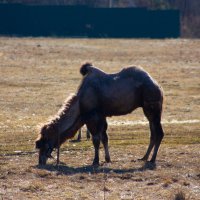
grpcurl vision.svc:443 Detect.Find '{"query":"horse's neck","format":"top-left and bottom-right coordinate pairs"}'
top-left (59, 117), bottom-right (83, 145)
top-left (56, 95), bottom-right (80, 135)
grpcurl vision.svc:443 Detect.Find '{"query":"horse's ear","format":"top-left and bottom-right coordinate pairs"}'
top-left (35, 139), bottom-right (43, 149)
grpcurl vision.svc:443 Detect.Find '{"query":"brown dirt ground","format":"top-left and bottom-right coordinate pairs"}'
top-left (0, 38), bottom-right (200, 199)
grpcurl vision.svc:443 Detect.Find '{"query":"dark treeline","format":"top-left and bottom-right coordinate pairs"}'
top-left (0, 0), bottom-right (199, 37)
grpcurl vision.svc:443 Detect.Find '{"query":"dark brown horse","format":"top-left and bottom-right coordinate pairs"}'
top-left (36, 63), bottom-right (164, 166)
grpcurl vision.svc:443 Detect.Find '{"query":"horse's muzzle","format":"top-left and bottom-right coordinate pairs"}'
top-left (38, 146), bottom-right (54, 165)
top-left (39, 154), bottom-right (48, 165)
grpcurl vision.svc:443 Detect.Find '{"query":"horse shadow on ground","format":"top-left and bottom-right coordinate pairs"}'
top-left (35, 161), bottom-right (156, 175)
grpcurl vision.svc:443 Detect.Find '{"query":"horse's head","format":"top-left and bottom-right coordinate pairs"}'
top-left (35, 125), bottom-right (56, 165)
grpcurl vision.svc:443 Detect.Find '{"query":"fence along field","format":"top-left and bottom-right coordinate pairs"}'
top-left (0, 38), bottom-right (200, 199)
top-left (0, 4), bottom-right (180, 38)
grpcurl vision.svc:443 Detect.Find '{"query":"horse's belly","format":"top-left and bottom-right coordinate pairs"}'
top-left (101, 92), bottom-right (141, 116)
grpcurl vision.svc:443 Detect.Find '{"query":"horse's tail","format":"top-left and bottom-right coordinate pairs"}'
top-left (80, 62), bottom-right (93, 76)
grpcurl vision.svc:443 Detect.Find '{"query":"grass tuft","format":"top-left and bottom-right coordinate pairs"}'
top-left (20, 181), bottom-right (45, 192)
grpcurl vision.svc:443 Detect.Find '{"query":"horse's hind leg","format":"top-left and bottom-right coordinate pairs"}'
top-left (139, 122), bottom-right (155, 161)
top-left (149, 119), bottom-right (164, 163)
top-left (142, 102), bottom-right (164, 163)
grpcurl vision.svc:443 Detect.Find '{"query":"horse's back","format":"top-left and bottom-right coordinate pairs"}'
top-left (79, 64), bottom-right (163, 116)
top-left (121, 66), bottom-right (163, 103)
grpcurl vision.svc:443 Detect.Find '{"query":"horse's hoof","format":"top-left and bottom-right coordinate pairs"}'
top-left (92, 163), bottom-right (99, 168)
top-left (138, 157), bottom-right (147, 162)
top-left (105, 157), bottom-right (111, 163)
top-left (143, 161), bottom-right (156, 170)
top-left (149, 158), bottom-right (156, 163)
top-left (92, 160), bottom-right (99, 167)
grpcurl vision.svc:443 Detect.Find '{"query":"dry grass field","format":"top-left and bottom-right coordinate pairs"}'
top-left (0, 38), bottom-right (200, 200)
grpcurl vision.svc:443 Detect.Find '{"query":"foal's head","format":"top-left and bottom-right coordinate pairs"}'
top-left (35, 124), bottom-right (58, 165)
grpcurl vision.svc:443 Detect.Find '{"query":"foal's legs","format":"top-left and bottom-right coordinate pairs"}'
top-left (142, 102), bottom-right (164, 163)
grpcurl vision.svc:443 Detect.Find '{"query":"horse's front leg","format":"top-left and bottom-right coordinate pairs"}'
top-left (101, 131), bottom-right (111, 163)
top-left (92, 134), bottom-right (100, 166)
top-left (85, 113), bottom-right (102, 166)
top-left (100, 119), bottom-right (111, 163)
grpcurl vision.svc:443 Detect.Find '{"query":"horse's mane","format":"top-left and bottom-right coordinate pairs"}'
top-left (39, 94), bottom-right (79, 136)
top-left (55, 94), bottom-right (78, 122)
